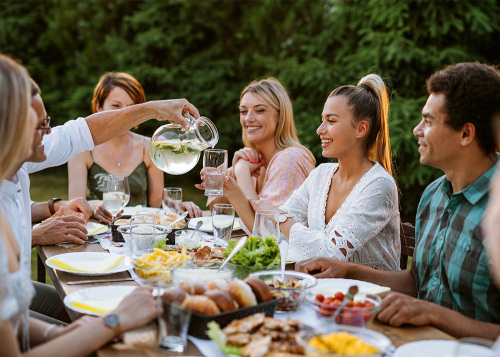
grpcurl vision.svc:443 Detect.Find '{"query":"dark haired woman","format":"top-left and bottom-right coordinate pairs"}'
top-left (223, 74), bottom-right (401, 270)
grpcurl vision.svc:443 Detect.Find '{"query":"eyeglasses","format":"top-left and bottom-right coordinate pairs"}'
top-left (37, 116), bottom-right (51, 131)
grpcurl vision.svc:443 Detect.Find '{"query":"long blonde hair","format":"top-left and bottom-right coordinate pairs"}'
top-left (328, 74), bottom-right (392, 176)
top-left (241, 77), bottom-right (315, 163)
top-left (0, 54), bottom-right (32, 180)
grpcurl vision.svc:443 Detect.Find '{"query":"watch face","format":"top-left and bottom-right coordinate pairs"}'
top-left (279, 214), bottom-right (287, 223)
top-left (105, 314), bottom-right (119, 327)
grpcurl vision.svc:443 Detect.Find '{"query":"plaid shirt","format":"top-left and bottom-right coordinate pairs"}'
top-left (414, 164), bottom-right (500, 323)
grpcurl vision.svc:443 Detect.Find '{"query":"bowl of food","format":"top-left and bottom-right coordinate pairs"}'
top-left (171, 260), bottom-right (234, 286)
top-left (249, 270), bottom-right (317, 312)
top-left (118, 224), bottom-right (172, 253)
top-left (297, 325), bottom-right (393, 356)
top-left (306, 291), bottom-right (382, 327)
top-left (131, 247), bottom-right (192, 286)
top-left (160, 212), bottom-right (188, 244)
top-left (223, 236), bottom-right (282, 279)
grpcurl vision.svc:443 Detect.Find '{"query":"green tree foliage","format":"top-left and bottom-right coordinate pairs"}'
top-left (1, 0), bottom-right (499, 219)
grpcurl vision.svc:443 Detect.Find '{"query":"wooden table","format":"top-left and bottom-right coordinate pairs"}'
top-left (38, 239), bottom-right (455, 356)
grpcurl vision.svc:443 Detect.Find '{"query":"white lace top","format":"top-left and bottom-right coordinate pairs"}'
top-left (0, 234), bottom-right (35, 350)
top-left (281, 163), bottom-right (401, 270)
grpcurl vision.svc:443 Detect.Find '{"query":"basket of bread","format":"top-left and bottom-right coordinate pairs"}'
top-left (162, 273), bottom-right (278, 339)
top-left (111, 211), bottom-right (188, 243)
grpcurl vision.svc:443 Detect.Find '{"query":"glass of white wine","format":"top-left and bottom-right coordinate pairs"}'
top-left (111, 174), bottom-right (130, 207)
top-left (103, 177), bottom-right (125, 222)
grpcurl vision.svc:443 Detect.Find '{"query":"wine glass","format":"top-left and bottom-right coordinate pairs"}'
top-left (212, 204), bottom-right (235, 247)
top-left (203, 149), bottom-right (228, 197)
top-left (162, 187), bottom-right (182, 214)
top-left (102, 177), bottom-right (125, 222)
top-left (252, 210), bottom-right (288, 278)
top-left (111, 174), bottom-right (130, 207)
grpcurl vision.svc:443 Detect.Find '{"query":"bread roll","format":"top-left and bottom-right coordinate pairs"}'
top-left (114, 218), bottom-right (130, 225)
top-left (204, 290), bottom-right (238, 311)
top-left (244, 277), bottom-right (273, 303)
top-left (179, 278), bottom-right (209, 295)
top-left (207, 278), bottom-right (228, 291)
top-left (182, 295), bottom-right (220, 315)
top-left (225, 279), bottom-right (257, 307)
top-left (162, 287), bottom-right (187, 304)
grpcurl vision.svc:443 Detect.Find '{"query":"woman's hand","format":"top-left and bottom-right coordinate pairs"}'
top-left (232, 147), bottom-right (262, 167)
top-left (249, 198), bottom-right (277, 213)
top-left (234, 157), bottom-right (264, 178)
top-left (112, 287), bottom-right (161, 333)
top-left (88, 200), bottom-right (114, 224)
top-left (181, 201), bottom-right (202, 218)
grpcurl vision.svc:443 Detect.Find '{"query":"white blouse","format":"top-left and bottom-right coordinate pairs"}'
top-left (281, 163), bottom-right (401, 270)
top-left (0, 234), bottom-right (35, 350)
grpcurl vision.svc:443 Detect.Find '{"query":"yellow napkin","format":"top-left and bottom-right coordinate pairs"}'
top-left (69, 301), bottom-right (111, 315)
top-left (49, 255), bottom-right (124, 273)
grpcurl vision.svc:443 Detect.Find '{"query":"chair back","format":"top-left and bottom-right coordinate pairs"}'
top-left (400, 222), bottom-right (416, 270)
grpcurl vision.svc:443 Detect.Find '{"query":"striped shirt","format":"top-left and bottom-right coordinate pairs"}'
top-left (414, 164), bottom-right (500, 323)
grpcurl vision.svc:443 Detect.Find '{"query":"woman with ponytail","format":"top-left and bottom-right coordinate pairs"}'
top-left (220, 74), bottom-right (401, 270)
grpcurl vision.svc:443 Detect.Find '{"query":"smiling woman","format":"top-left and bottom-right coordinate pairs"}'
top-left (207, 77), bottom-right (316, 210)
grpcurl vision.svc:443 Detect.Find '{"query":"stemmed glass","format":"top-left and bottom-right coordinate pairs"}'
top-left (162, 187), bottom-right (182, 214)
top-left (102, 177), bottom-right (125, 222)
top-left (111, 174), bottom-right (130, 207)
top-left (252, 210), bottom-right (288, 278)
top-left (212, 204), bottom-right (235, 247)
top-left (203, 149), bottom-right (228, 197)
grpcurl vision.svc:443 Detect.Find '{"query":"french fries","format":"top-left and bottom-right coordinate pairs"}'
top-left (133, 247), bottom-right (192, 284)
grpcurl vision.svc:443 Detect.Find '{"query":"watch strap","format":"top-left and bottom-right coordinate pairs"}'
top-left (48, 198), bottom-right (62, 216)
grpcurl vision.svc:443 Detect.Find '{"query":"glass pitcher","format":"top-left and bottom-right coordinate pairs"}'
top-left (151, 116), bottom-right (218, 175)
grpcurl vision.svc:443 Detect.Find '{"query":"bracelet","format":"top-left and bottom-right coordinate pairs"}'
top-left (43, 324), bottom-right (57, 342)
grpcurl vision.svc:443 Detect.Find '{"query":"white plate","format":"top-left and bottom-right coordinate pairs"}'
top-left (46, 252), bottom-right (130, 276)
top-left (122, 206), bottom-right (160, 216)
top-left (188, 217), bottom-right (242, 232)
top-left (310, 278), bottom-right (391, 296)
top-left (394, 340), bottom-right (477, 357)
top-left (64, 286), bottom-right (136, 316)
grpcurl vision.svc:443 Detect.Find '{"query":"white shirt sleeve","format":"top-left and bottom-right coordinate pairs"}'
top-left (25, 117), bottom-right (94, 174)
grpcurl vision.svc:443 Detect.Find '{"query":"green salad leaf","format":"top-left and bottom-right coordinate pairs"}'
top-left (155, 239), bottom-right (169, 249)
top-left (206, 321), bottom-right (241, 356)
top-left (223, 235), bottom-right (281, 268)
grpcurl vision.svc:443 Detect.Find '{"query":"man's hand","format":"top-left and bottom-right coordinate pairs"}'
top-left (56, 197), bottom-right (93, 221)
top-left (376, 291), bottom-right (434, 327)
top-left (32, 207), bottom-right (88, 246)
top-left (153, 99), bottom-right (200, 130)
top-left (295, 257), bottom-right (349, 279)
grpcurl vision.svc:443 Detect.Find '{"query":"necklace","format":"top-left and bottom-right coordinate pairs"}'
top-left (103, 134), bottom-right (130, 167)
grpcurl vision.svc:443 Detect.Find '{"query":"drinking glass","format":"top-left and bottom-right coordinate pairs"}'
top-left (453, 337), bottom-right (495, 357)
top-left (162, 187), bottom-right (182, 214)
top-left (102, 177), bottom-right (125, 222)
top-left (203, 149), bottom-right (228, 197)
top-left (252, 210), bottom-right (288, 277)
top-left (111, 174), bottom-right (130, 207)
top-left (212, 203), bottom-right (235, 247)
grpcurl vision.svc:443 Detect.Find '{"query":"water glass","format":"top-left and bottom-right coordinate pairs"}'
top-left (203, 149), bottom-right (228, 197)
top-left (212, 203), bottom-right (235, 247)
top-left (129, 223), bottom-right (170, 253)
top-left (453, 337), bottom-right (495, 357)
top-left (102, 177), bottom-right (125, 221)
top-left (162, 187), bottom-right (182, 214)
top-left (158, 300), bottom-right (192, 352)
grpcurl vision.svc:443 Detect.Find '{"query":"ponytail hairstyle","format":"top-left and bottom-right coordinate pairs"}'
top-left (328, 74), bottom-right (392, 177)
top-left (240, 77), bottom-right (315, 163)
top-left (91, 72), bottom-right (146, 113)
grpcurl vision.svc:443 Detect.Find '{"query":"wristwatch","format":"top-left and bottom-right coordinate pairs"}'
top-left (278, 212), bottom-right (291, 224)
top-left (47, 198), bottom-right (63, 215)
top-left (104, 314), bottom-right (121, 337)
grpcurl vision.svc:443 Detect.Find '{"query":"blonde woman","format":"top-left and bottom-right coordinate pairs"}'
top-left (223, 74), bottom-right (401, 269)
top-left (0, 55), bottom-right (159, 356)
top-left (207, 77), bottom-right (315, 209)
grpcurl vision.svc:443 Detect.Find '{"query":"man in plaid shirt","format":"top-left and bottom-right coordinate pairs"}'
top-left (296, 62), bottom-right (500, 339)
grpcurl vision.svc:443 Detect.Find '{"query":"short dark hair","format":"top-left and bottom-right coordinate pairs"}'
top-left (426, 62), bottom-right (500, 155)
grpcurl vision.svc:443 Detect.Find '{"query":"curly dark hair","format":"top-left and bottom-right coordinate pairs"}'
top-left (426, 62), bottom-right (500, 155)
